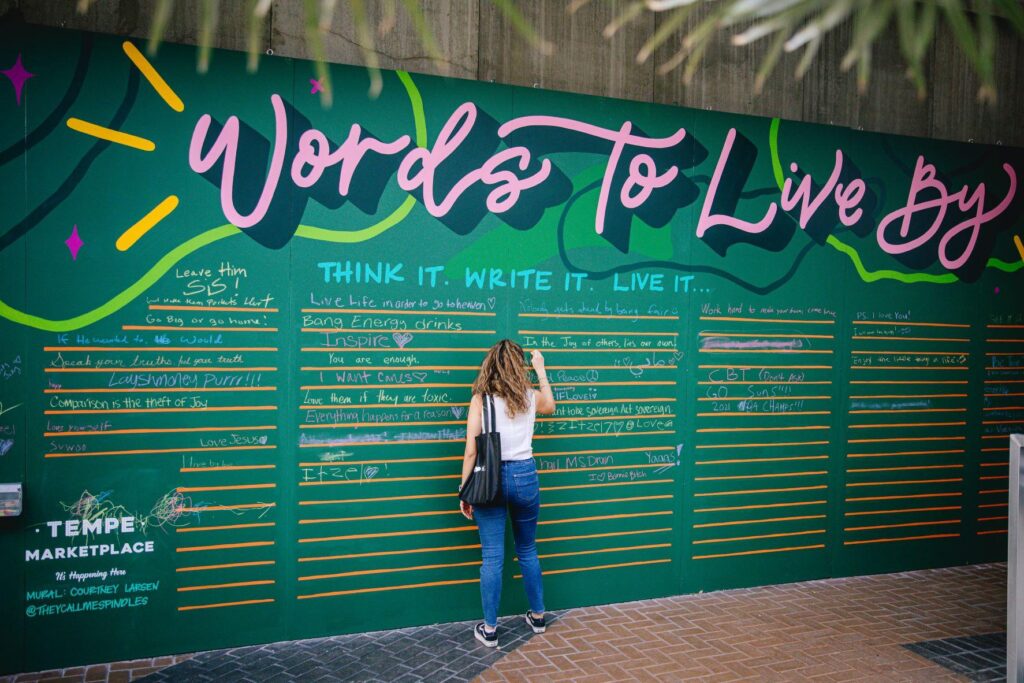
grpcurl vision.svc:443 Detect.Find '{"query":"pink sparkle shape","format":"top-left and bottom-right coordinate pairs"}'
top-left (310, 78), bottom-right (322, 94)
top-left (65, 225), bottom-right (83, 260)
top-left (2, 53), bottom-right (34, 106)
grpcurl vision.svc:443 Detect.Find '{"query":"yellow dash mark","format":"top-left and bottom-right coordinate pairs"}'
top-left (178, 598), bottom-right (275, 611)
top-left (121, 41), bottom-right (184, 111)
top-left (843, 533), bottom-right (959, 546)
top-left (1015, 234), bottom-right (1024, 262)
top-left (66, 117), bottom-right (155, 151)
top-left (177, 580), bottom-right (275, 592)
top-left (512, 558), bottom-right (671, 579)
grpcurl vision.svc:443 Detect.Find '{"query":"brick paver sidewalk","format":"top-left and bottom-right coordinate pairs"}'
top-left (2, 562), bottom-right (1006, 682)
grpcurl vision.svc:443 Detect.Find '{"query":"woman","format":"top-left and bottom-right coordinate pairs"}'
top-left (459, 339), bottom-right (557, 647)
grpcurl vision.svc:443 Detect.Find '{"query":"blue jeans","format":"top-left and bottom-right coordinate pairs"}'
top-left (473, 458), bottom-right (545, 628)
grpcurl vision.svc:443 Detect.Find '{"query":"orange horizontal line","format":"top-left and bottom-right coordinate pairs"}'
top-left (700, 316), bottom-right (834, 324)
top-left (696, 440), bottom-right (829, 450)
top-left (843, 533), bottom-right (959, 545)
top-left (694, 485), bottom-right (827, 497)
top-left (46, 445), bottom-right (274, 458)
top-left (178, 598), bottom-right (275, 611)
top-left (848, 436), bottom-right (965, 444)
top-left (980, 475), bottom-right (1009, 481)
top-left (849, 408), bottom-right (966, 415)
top-left (540, 479), bottom-right (673, 492)
top-left (302, 308), bottom-right (495, 316)
top-left (979, 502), bottom-right (1008, 508)
top-left (176, 541), bottom-right (275, 553)
top-left (697, 425), bottom-right (828, 433)
top-left (852, 350), bottom-right (967, 355)
top-left (693, 529), bottom-right (824, 545)
top-left (846, 464), bottom-right (963, 474)
top-left (45, 387), bottom-right (275, 393)
top-left (151, 305), bottom-right (279, 312)
top-left (520, 313), bottom-right (679, 319)
top-left (535, 431), bottom-right (675, 439)
top-left (302, 328), bottom-right (494, 334)
top-left (301, 366), bottom-right (477, 371)
top-left (698, 332), bottom-right (834, 339)
top-left (544, 495), bottom-right (674, 509)
top-left (851, 366), bottom-right (967, 371)
top-left (987, 338), bottom-right (1024, 342)
top-left (519, 329), bottom-right (677, 337)
top-left (978, 529), bottom-right (1008, 535)
top-left (987, 352), bottom-right (1024, 356)
top-left (539, 463), bottom-right (671, 475)
top-left (43, 347), bottom-right (278, 352)
top-left (844, 506), bottom-right (961, 517)
top-left (125, 326), bottom-right (277, 332)
top-left (699, 364), bottom-right (831, 369)
top-left (847, 449), bottom-right (964, 458)
top-left (299, 560), bottom-right (480, 581)
top-left (536, 543), bottom-right (673, 560)
top-left (299, 509), bottom-right (458, 525)
top-left (698, 349), bottom-right (833, 354)
top-left (693, 514), bottom-right (826, 529)
top-left (986, 393), bottom-right (1024, 397)
top-left (695, 471), bottom-right (826, 481)
top-left (180, 503), bottom-right (274, 512)
top-left (177, 580), bottom-right (276, 592)
top-left (984, 380), bottom-right (1024, 384)
top-left (176, 560), bottom-right (276, 573)
top-left (181, 464), bottom-right (276, 473)
top-left (850, 381), bottom-right (967, 385)
top-left (299, 474), bottom-right (460, 487)
top-left (988, 324), bottom-right (1024, 329)
top-left (298, 456), bottom-right (460, 467)
top-left (300, 420), bottom-right (462, 429)
top-left (693, 544), bottom-right (824, 560)
top-left (47, 406), bottom-right (277, 415)
top-left (696, 455), bottom-right (827, 465)
top-left (697, 411), bottom-right (830, 417)
top-left (299, 543), bottom-right (481, 562)
top-left (514, 558), bottom-right (671, 579)
top-left (697, 381), bottom-right (833, 385)
top-left (849, 394), bottom-right (966, 399)
top-left (299, 525), bottom-right (474, 543)
top-left (538, 528), bottom-right (672, 544)
top-left (846, 493), bottom-right (961, 502)
top-left (978, 516), bottom-right (1008, 522)
top-left (298, 578), bottom-right (478, 599)
top-left (846, 477), bottom-right (962, 487)
top-left (177, 483), bottom-right (275, 493)
top-left (845, 519), bottom-right (959, 532)
top-left (852, 336), bottom-right (968, 342)
top-left (301, 384), bottom-right (471, 390)
top-left (299, 439), bottom-right (462, 448)
top-left (855, 427), bottom-right (967, 440)
top-left (983, 405), bottom-right (1024, 410)
top-left (46, 425), bottom-right (275, 437)
top-left (536, 446), bottom-right (674, 457)
top-left (302, 347), bottom-right (490, 352)
top-left (176, 523), bottom-right (275, 533)
top-left (980, 462), bottom-right (1009, 467)
top-left (299, 493), bottom-right (451, 506)
top-left (693, 500), bottom-right (826, 513)
top-left (982, 419), bottom-right (1024, 425)
top-left (697, 395), bottom-right (831, 402)
top-left (853, 321), bottom-right (968, 328)
top-left (538, 511), bottom-right (671, 527)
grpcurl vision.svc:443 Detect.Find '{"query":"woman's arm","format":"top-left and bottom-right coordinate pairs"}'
top-left (531, 350), bottom-right (556, 415)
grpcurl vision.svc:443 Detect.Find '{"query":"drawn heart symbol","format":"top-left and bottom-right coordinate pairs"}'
top-left (486, 297), bottom-right (496, 310)
top-left (451, 406), bottom-right (466, 419)
top-left (393, 332), bottom-right (413, 348)
top-left (364, 465), bottom-right (380, 480)
top-left (0, 439), bottom-right (13, 457)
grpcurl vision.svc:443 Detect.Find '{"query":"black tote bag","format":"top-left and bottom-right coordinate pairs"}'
top-left (459, 394), bottom-right (502, 506)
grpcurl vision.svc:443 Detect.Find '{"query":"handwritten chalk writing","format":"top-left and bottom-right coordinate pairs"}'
top-left (25, 596), bottom-right (149, 617)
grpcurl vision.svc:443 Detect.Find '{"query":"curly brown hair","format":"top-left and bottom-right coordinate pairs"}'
top-left (472, 339), bottom-right (532, 418)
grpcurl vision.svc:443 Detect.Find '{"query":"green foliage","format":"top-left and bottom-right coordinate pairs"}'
top-left (78, 0), bottom-right (1020, 104)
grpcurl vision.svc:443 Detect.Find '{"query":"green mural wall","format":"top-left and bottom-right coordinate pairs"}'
top-left (0, 21), bottom-right (1022, 673)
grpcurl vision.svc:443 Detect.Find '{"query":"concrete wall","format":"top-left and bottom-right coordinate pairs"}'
top-left (4, 0), bottom-right (1021, 146)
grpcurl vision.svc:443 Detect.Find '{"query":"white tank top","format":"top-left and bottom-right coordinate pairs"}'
top-left (487, 391), bottom-right (537, 461)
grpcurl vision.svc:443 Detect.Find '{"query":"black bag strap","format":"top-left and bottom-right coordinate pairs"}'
top-left (482, 394), bottom-right (494, 434)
